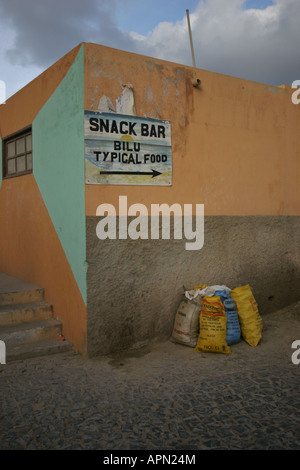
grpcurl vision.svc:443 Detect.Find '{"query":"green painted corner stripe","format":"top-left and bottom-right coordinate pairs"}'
top-left (33, 45), bottom-right (87, 304)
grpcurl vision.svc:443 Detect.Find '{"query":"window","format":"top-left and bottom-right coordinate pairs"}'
top-left (3, 128), bottom-right (32, 177)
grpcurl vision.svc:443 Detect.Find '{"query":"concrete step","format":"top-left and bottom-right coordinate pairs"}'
top-left (0, 272), bottom-right (44, 306)
top-left (0, 272), bottom-right (73, 362)
top-left (0, 287), bottom-right (44, 306)
top-left (0, 318), bottom-right (63, 346)
top-left (5, 338), bottom-right (73, 363)
top-left (0, 301), bottom-right (53, 326)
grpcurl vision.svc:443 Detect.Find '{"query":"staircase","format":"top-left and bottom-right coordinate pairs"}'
top-left (0, 272), bottom-right (73, 363)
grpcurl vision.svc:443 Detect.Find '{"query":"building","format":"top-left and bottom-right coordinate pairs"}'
top-left (0, 42), bottom-right (299, 357)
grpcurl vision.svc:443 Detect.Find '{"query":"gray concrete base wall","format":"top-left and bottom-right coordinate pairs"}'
top-left (86, 216), bottom-right (300, 357)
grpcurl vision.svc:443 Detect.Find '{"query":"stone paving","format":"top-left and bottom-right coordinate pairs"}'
top-left (1, 302), bottom-right (300, 451)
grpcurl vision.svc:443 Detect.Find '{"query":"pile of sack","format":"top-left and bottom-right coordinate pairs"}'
top-left (171, 284), bottom-right (263, 354)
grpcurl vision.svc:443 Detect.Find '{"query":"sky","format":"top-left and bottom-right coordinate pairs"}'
top-left (0, 0), bottom-right (299, 100)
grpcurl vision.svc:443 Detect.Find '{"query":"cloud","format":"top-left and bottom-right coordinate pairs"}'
top-left (0, 0), bottom-right (299, 92)
top-left (131, 0), bottom-right (300, 86)
top-left (0, 0), bottom-right (136, 67)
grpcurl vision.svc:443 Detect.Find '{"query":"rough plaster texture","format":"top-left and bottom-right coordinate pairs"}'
top-left (86, 215), bottom-right (300, 357)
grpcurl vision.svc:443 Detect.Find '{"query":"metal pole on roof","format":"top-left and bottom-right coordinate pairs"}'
top-left (186, 9), bottom-right (196, 68)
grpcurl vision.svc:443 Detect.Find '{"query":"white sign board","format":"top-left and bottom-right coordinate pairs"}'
top-left (84, 111), bottom-right (172, 185)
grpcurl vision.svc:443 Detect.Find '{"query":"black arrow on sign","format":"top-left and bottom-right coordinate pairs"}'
top-left (100, 169), bottom-right (162, 178)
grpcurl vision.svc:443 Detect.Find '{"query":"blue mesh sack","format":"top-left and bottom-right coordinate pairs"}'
top-left (215, 289), bottom-right (241, 345)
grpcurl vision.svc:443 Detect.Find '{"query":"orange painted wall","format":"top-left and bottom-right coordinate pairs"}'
top-left (0, 44), bottom-right (87, 353)
top-left (0, 44), bottom-right (82, 139)
top-left (84, 43), bottom-right (300, 216)
top-left (0, 175), bottom-right (87, 353)
top-left (0, 43), bottom-right (299, 355)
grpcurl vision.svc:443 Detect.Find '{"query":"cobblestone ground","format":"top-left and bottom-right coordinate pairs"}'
top-left (1, 303), bottom-right (300, 451)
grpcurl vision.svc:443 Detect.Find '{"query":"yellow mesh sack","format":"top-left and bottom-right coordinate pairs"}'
top-left (194, 296), bottom-right (231, 354)
top-left (193, 284), bottom-right (207, 290)
top-left (230, 284), bottom-right (263, 347)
